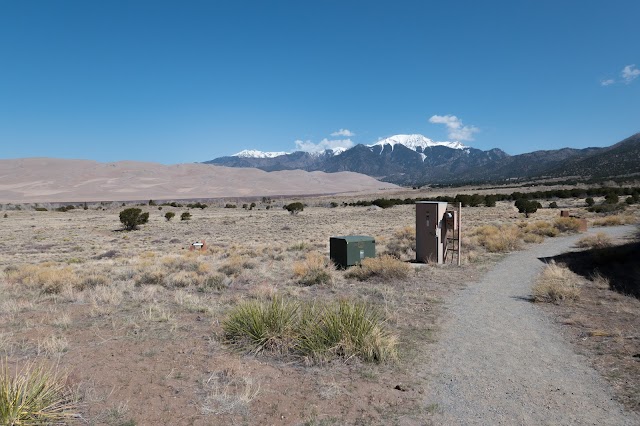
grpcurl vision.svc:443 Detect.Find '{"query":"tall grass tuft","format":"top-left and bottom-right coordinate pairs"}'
top-left (0, 359), bottom-right (80, 424)
top-left (223, 297), bottom-right (397, 364)
top-left (297, 301), bottom-right (397, 363)
top-left (223, 296), bottom-right (299, 354)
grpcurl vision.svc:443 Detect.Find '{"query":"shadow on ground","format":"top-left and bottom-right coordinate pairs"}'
top-left (540, 239), bottom-right (640, 299)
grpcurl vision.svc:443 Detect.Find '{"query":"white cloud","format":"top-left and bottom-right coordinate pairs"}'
top-left (600, 79), bottom-right (615, 86)
top-left (428, 114), bottom-right (479, 141)
top-left (622, 64), bottom-right (640, 84)
top-left (294, 138), bottom-right (354, 153)
top-left (330, 128), bottom-right (355, 137)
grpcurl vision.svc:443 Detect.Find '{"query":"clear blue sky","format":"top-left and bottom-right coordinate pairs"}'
top-left (1, 1), bottom-right (638, 163)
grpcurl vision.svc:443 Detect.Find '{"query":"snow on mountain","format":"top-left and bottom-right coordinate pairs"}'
top-left (233, 149), bottom-right (288, 158)
top-left (233, 134), bottom-right (466, 159)
top-left (369, 134), bottom-right (467, 152)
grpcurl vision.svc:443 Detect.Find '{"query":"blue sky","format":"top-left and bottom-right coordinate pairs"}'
top-left (1, 1), bottom-right (638, 163)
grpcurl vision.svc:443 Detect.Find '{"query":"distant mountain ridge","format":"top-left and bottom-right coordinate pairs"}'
top-left (205, 133), bottom-right (640, 185)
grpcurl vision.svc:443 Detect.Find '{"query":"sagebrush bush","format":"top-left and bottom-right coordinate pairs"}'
top-left (292, 253), bottom-right (333, 286)
top-left (0, 360), bottom-right (79, 425)
top-left (344, 255), bottom-right (412, 281)
top-left (532, 262), bottom-right (580, 303)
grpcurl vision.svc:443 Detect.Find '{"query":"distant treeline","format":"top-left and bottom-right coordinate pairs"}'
top-left (345, 186), bottom-right (640, 209)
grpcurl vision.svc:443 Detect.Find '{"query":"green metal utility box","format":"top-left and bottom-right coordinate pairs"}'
top-left (330, 235), bottom-right (375, 269)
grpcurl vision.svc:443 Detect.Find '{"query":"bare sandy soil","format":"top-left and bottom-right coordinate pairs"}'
top-left (0, 158), bottom-right (397, 203)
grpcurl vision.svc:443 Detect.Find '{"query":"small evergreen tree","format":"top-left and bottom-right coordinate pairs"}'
top-left (165, 212), bottom-right (176, 221)
top-left (181, 211), bottom-right (192, 221)
top-left (515, 199), bottom-right (538, 218)
top-left (119, 208), bottom-right (149, 230)
top-left (585, 197), bottom-right (595, 207)
top-left (284, 202), bottom-right (304, 215)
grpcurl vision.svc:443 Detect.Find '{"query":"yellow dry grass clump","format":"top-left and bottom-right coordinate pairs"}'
top-left (553, 217), bottom-right (584, 233)
top-left (292, 253), bottom-right (334, 286)
top-left (532, 262), bottom-right (581, 303)
top-left (592, 214), bottom-right (637, 227)
top-left (5, 264), bottom-right (80, 294)
top-left (471, 224), bottom-right (522, 253)
top-left (345, 255), bottom-right (412, 281)
top-left (575, 232), bottom-right (613, 249)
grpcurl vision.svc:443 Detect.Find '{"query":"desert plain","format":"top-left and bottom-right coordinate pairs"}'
top-left (0, 181), bottom-right (639, 425)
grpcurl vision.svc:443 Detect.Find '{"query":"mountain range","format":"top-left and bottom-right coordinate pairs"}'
top-left (205, 133), bottom-right (640, 185)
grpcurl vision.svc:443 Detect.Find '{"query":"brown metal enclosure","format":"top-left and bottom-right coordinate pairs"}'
top-left (415, 201), bottom-right (448, 264)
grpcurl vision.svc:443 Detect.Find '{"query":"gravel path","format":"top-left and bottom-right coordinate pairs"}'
top-left (425, 225), bottom-right (639, 425)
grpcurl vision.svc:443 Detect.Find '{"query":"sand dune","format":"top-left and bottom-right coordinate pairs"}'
top-left (0, 158), bottom-right (398, 203)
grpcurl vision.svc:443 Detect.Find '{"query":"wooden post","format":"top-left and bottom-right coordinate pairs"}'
top-left (457, 202), bottom-right (462, 266)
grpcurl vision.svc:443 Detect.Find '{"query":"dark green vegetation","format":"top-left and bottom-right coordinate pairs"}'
top-left (119, 208), bottom-right (149, 231)
top-left (223, 297), bottom-right (396, 363)
top-left (164, 211), bottom-right (175, 221)
top-left (284, 202), bottom-right (304, 215)
top-left (344, 186), bottom-right (640, 210)
top-left (180, 211), bottom-right (191, 221)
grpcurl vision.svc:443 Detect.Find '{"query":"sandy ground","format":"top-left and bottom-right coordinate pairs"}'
top-left (425, 225), bottom-right (640, 425)
top-left (0, 158), bottom-right (397, 203)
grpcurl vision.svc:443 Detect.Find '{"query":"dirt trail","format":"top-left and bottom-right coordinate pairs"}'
top-left (425, 225), bottom-right (639, 425)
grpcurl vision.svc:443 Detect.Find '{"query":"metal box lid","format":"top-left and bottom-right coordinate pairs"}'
top-left (330, 235), bottom-right (375, 243)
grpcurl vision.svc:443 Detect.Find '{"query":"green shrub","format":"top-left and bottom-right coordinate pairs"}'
top-left (585, 197), bottom-right (595, 206)
top-left (180, 211), bottom-right (191, 221)
top-left (223, 297), bottom-right (397, 364)
top-left (0, 360), bottom-right (79, 425)
top-left (223, 296), bottom-right (299, 354)
top-left (548, 201), bottom-right (558, 208)
top-left (297, 300), bottom-right (397, 363)
top-left (284, 202), bottom-right (304, 215)
top-left (119, 208), bottom-right (149, 230)
top-left (515, 199), bottom-right (538, 218)
top-left (164, 212), bottom-right (176, 221)
top-left (224, 204), bottom-right (237, 209)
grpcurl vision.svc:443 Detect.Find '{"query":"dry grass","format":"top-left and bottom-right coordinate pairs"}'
top-left (592, 214), bottom-right (637, 227)
top-left (344, 255), bottom-right (413, 281)
top-left (554, 217), bottom-right (584, 233)
top-left (532, 262), bottom-right (581, 303)
top-left (471, 224), bottom-right (522, 253)
top-left (385, 226), bottom-right (416, 260)
top-left (0, 359), bottom-right (80, 424)
top-left (202, 372), bottom-right (260, 416)
top-left (292, 253), bottom-right (334, 286)
top-left (0, 192), bottom-right (630, 423)
top-left (575, 232), bottom-right (613, 249)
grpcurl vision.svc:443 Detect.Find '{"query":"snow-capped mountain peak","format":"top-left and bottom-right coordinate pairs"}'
top-left (233, 149), bottom-right (288, 159)
top-left (369, 134), bottom-right (467, 152)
